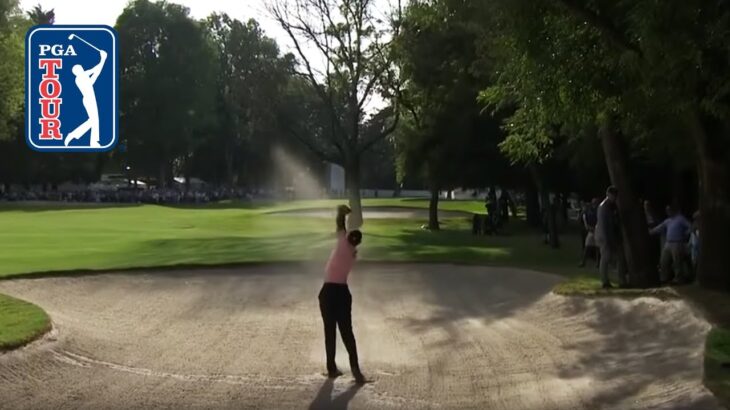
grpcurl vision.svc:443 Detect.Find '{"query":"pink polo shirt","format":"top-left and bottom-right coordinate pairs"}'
top-left (324, 231), bottom-right (357, 284)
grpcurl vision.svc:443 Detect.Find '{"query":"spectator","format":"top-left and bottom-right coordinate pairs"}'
top-left (644, 200), bottom-right (661, 272)
top-left (578, 201), bottom-right (588, 254)
top-left (499, 191), bottom-right (510, 223)
top-left (689, 210), bottom-right (700, 276)
top-left (649, 205), bottom-right (692, 284)
top-left (595, 186), bottom-right (628, 289)
top-left (485, 189), bottom-right (498, 234)
top-left (579, 198), bottom-right (600, 268)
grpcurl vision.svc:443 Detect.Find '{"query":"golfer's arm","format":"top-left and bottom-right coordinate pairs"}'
top-left (88, 57), bottom-right (107, 83)
top-left (336, 212), bottom-right (347, 233)
top-left (649, 221), bottom-right (665, 235)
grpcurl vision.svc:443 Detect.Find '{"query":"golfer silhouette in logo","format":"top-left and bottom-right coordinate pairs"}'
top-left (64, 34), bottom-right (107, 148)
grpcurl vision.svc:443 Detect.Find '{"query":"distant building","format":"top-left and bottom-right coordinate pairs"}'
top-left (328, 163), bottom-right (346, 196)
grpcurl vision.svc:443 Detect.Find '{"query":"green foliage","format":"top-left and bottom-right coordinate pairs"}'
top-left (479, 0), bottom-right (730, 166)
top-left (479, 0), bottom-right (623, 164)
top-left (393, 0), bottom-right (509, 189)
top-left (26, 3), bottom-right (54, 24)
top-left (195, 13), bottom-right (294, 186)
top-left (0, 0), bottom-right (27, 140)
top-left (116, 0), bottom-right (217, 184)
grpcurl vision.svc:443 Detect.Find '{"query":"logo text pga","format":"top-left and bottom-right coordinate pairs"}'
top-left (26, 25), bottom-right (118, 152)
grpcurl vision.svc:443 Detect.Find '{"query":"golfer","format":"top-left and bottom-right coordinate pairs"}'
top-left (65, 47), bottom-right (107, 147)
top-left (318, 204), bottom-right (366, 383)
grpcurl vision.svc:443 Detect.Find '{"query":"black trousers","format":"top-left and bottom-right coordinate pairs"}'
top-left (318, 283), bottom-right (360, 373)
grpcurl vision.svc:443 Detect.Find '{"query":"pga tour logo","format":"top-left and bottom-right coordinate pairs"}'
top-left (26, 25), bottom-right (118, 152)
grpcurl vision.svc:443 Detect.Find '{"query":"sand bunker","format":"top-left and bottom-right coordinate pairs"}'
top-left (0, 263), bottom-right (720, 409)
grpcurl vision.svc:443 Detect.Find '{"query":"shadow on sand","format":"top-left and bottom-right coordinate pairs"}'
top-left (308, 378), bottom-right (362, 410)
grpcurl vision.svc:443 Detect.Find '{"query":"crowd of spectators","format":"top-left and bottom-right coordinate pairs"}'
top-left (0, 187), bottom-right (254, 204)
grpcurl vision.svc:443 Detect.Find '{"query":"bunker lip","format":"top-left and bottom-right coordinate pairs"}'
top-left (0, 263), bottom-right (720, 409)
top-left (270, 206), bottom-right (473, 219)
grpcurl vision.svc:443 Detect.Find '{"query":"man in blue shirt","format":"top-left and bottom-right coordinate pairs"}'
top-left (649, 206), bottom-right (691, 284)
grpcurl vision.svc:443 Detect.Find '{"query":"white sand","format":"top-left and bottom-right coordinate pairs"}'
top-left (0, 264), bottom-right (720, 409)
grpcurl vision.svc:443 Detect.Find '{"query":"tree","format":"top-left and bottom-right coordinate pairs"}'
top-left (479, 0), bottom-right (655, 285)
top-left (616, 0), bottom-right (730, 291)
top-left (480, 0), bottom-right (730, 288)
top-left (392, 0), bottom-right (510, 230)
top-left (201, 14), bottom-right (295, 188)
top-left (0, 0), bottom-right (26, 140)
top-left (269, 0), bottom-right (400, 228)
top-left (26, 3), bottom-right (54, 24)
top-left (360, 136), bottom-right (398, 190)
top-left (116, 0), bottom-right (217, 187)
top-left (0, 0), bottom-right (29, 184)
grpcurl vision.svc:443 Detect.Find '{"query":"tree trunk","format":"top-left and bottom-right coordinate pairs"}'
top-left (688, 112), bottom-right (730, 291)
top-left (158, 162), bottom-right (167, 189)
top-left (345, 159), bottom-right (363, 230)
top-left (530, 165), bottom-right (559, 246)
top-left (599, 121), bottom-right (659, 288)
top-left (525, 180), bottom-right (541, 227)
top-left (225, 149), bottom-right (235, 188)
top-left (548, 199), bottom-right (560, 248)
top-left (428, 188), bottom-right (440, 231)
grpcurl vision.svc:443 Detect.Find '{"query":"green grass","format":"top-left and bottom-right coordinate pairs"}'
top-left (0, 199), bottom-right (574, 278)
top-left (706, 327), bottom-right (730, 406)
top-left (0, 293), bottom-right (51, 350)
top-left (552, 276), bottom-right (680, 299)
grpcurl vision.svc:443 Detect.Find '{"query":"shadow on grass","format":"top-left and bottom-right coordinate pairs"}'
top-left (0, 233), bottom-right (333, 281)
top-left (553, 276), bottom-right (680, 300)
top-left (0, 220), bottom-right (584, 281)
top-left (161, 200), bottom-right (279, 211)
top-left (364, 225), bottom-right (584, 275)
top-left (705, 327), bottom-right (730, 408)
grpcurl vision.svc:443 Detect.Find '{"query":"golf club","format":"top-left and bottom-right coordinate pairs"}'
top-left (68, 33), bottom-right (103, 53)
